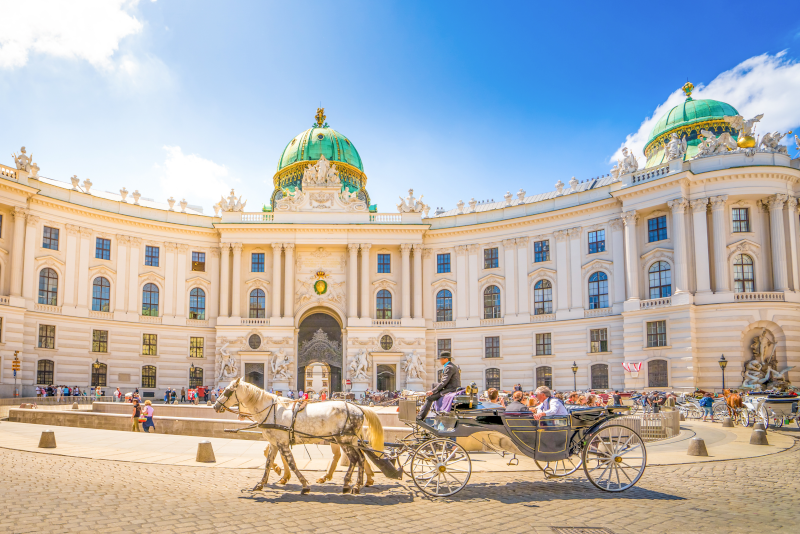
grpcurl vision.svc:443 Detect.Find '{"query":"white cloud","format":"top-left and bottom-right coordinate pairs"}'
top-left (0, 0), bottom-right (143, 69)
top-left (613, 51), bottom-right (800, 164)
top-left (156, 146), bottom-right (236, 205)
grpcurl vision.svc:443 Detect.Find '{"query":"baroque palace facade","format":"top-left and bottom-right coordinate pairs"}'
top-left (1, 89), bottom-right (799, 398)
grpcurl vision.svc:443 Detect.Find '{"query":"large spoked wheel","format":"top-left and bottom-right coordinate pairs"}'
top-left (535, 456), bottom-right (583, 478)
top-left (582, 424), bottom-right (646, 492)
top-left (409, 438), bottom-right (471, 497)
top-left (397, 433), bottom-right (425, 476)
top-left (739, 409), bottom-right (750, 427)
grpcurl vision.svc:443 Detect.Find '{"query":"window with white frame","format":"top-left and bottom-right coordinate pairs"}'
top-left (648, 261), bottom-right (672, 299)
top-left (535, 333), bottom-right (551, 356)
top-left (588, 230), bottom-right (605, 253)
top-left (733, 254), bottom-right (754, 293)
top-left (646, 321), bottom-right (667, 348)
top-left (732, 208), bottom-right (750, 233)
top-left (534, 240), bottom-right (550, 262)
top-left (483, 285), bottom-right (501, 319)
top-left (533, 279), bottom-right (552, 315)
top-left (484, 336), bottom-right (500, 358)
top-left (590, 328), bottom-right (608, 353)
top-left (588, 272), bottom-right (609, 309)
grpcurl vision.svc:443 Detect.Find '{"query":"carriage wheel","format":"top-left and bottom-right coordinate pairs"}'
top-left (534, 456), bottom-right (583, 478)
top-left (409, 438), bottom-right (471, 497)
top-left (397, 433), bottom-right (425, 475)
top-left (740, 409), bottom-right (750, 427)
top-left (582, 424), bottom-right (646, 492)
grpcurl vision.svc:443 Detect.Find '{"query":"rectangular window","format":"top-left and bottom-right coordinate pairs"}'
top-left (437, 339), bottom-right (451, 356)
top-left (588, 230), bottom-right (605, 254)
top-left (590, 328), bottom-right (608, 353)
top-left (436, 253), bottom-right (451, 273)
top-left (484, 336), bottom-right (500, 358)
top-left (95, 237), bottom-right (111, 260)
top-left (484, 247), bottom-right (499, 269)
top-left (142, 333), bottom-right (158, 356)
top-left (251, 253), bottom-right (265, 273)
top-left (189, 337), bottom-right (204, 358)
top-left (646, 321), bottom-right (667, 348)
top-left (192, 252), bottom-right (206, 272)
top-left (377, 253), bottom-right (391, 273)
top-left (732, 208), bottom-right (750, 233)
top-left (647, 216), bottom-right (668, 242)
top-left (38, 325), bottom-right (55, 349)
top-left (145, 246), bottom-right (159, 267)
top-left (42, 226), bottom-right (59, 250)
top-left (534, 240), bottom-right (550, 262)
top-left (535, 333), bottom-right (551, 356)
top-left (92, 330), bottom-right (108, 353)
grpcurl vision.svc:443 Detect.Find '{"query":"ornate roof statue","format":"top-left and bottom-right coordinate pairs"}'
top-left (302, 154), bottom-right (341, 186)
top-left (723, 113), bottom-right (764, 149)
top-left (760, 131), bottom-right (792, 154)
top-left (314, 107), bottom-right (328, 128)
top-left (219, 189), bottom-right (247, 212)
top-left (12, 146), bottom-right (32, 172)
top-left (665, 132), bottom-right (687, 160)
top-left (397, 189), bottom-right (429, 213)
top-left (694, 129), bottom-right (738, 158)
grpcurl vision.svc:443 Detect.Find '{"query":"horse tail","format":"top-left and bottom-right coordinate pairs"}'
top-left (360, 406), bottom-right (384, 452)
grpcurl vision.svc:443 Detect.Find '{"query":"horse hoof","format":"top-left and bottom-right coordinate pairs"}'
top-left (274, 466), bottom-right (282, 476)
top-left (316, 477), bottom-right (326, 484)
top-left (301, 488), bottom-right (310, 495)
top-left (252, 484), bottom-right (264, 491)
top-left (351, 487), bottom-right (360, 495)
top-left (342, 487), bottom-right (351, 494)
top-left (278, 478), bottom-right (289, 485)
top-left (365, 479), bottom-right (374, 487)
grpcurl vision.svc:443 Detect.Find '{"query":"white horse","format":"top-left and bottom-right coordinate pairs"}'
top-left (214, 378), bottom-right (384, 494)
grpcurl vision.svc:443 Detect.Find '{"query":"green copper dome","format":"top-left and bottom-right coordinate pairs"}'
top-left (277, 127), bottom-right (363, 172)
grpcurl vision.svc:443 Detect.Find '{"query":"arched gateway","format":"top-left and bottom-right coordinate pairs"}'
top-left (296, 313), bottom-right (343, 393)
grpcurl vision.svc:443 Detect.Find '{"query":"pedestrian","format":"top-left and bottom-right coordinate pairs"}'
top-left (95, 386), bottom-right (102, 399)
top-left (700, 392), bottom-right (714, 422)
top-left (55, 385), bottom-right (62, 402)
top-left (612, 390), bottom-right (622, 407)
top-left (180, 387), bottom-right (186, 403)
top-left (131, 400), bottom-right (142, 432)
top-left (142, 400), bottom-right (155, 433)
top-left (115, 387), bottom-right (122, 402)
top-left (35, 386), bottom-right (41, 398)
top-left (164, 388), bottom-right (170, 404)
top-left (170, 389), bottom-right (177, 404)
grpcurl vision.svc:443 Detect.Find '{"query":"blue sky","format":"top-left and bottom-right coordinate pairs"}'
top-left (1, 0), bottom-right (800, 214)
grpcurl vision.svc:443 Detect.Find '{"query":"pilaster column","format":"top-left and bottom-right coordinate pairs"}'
top-left (75, 227), bottom-right (92, 308)
top-left (231, 243), bottom-right (242, 318)
top-left (271, 243), bottom-right (282, 318)
top-left (467, 244), bottom-right (480, 319)
top-left (63, 225), bottom-right (80, 308)
top-left (710, 195), bottom-right (729, 292)
top-left (609, 219), bottom-right (626, 304)
top-left (554, 230), bottom-right (570, 310)
top-left (10, 207), bottom-right (27, 297)
top-left (412, 244), bottom-right (423, 319)
top-left (359, 244), bottom-right (371, 319)
top-left (516, 237), bottom-right (529, 315)
top-left (766, 194), bottom-right (789, 291)
top-left (455, 245), bottom-right (468, 319)
top-left (283, 243), bottom-right (295, 318)
top-left (347, 244), bottom-right (359, 319)
top-left (400, 244), bottom-right (412, 319)
top-left (691, 198), bottom-right (712, 293)
top-left (209, 248), bottom-right (220, 319)
top-left (622, 211), bottom-right (640, 301)
top-left (567, 228), bottom-right (582, 309)
top-left (218, 243), bottom-right (230, 318)
top-left (114, 235), bottom-right (129, 311)
top-left (21, 214), bottom-right (39, 301)
top-left (421, 248), bottom-right (433, 319)
top-left (164, 242), bottom-right (176, 316)
top-left (127, 238), bottom-right (141, 313)
top-left (502, 239), bottom-right (517, 315)
top-left (175, 244), bottom-right (189, 318)
top-left (786, 197), bottom-right (800, 291)
top-left (667, 198), bottom-right (690, 294)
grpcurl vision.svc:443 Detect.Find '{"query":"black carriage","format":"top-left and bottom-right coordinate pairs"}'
top-left (373, 389), bottom-right (646, 497)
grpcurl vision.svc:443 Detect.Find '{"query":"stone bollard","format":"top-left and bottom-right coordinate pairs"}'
top-left (72, 402), bottom-right (80, 410)
top-left (754, 422), bottom-right (766, 432)
top-left (687, 437), bottom-right (708, 456)
top-left (750, 429), bottom-right (769, 446)
top-left (196, 440), bottom-right (216, 463)
top-left (207, 401), bottom-right (212, 406)
top-left (38, 430), bottom-right (57, 449)
top-left (722, 417), bottom-right (734, 428)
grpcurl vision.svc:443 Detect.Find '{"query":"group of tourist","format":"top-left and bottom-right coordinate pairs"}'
top-left (481, 388), bottom-right (624, 409)
top-left (162, 386), bottom-right (214, 404)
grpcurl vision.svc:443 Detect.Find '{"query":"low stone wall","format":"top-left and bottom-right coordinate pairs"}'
top-left (91, 402), bottom-right (239, 420)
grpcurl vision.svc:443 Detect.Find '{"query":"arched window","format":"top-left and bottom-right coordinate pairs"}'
top-left (536, 366), bottom-right (552, 388)
top-left (38, 268), bottom-right (58, 306)
top-left (533, 279), bottom-right (553, 315)
top-left (249, 289), bottom-right (265, 318)
top-left (189, 288), bottom-right (206, 320)
top-left (92, 277), bottom-right (111, 312)
top-left (37, 359), bottom-right (54, 385)
top-left (189, 367), bottom-right (204, 388)
top-left (376, 289), bottom-right (392, 319)
top-left (588, 271), bottom-right (609, 309)
top-left (648, 359), bottom-right (668, 388)
top-left (648, 261), bottom-right (672, 299)
top-left (142, 365), bottom-right (157, 388)
top-left (485, 368), bottom-right (500, 390)
top-left (92, 362), bottom-right (107, 387)
top-left (142, 283), bottom-right (159, 316)
top-left (733, 254), bottom-right (754, 293)
top-left (591, 364), bottom-right (609, 390)
top-left (483, 285), bottom-right (501, 319)
top-left (436, 289), bottom-right (453, 322)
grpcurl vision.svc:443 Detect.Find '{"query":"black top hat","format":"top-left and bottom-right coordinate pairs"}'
top-left (438, 352), bottom-right (452, 360)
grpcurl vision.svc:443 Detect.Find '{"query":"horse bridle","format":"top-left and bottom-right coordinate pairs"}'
top-left (215, 386), bottom-right (281, 420)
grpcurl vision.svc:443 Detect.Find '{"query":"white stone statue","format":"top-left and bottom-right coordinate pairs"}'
top-left (271, 349), bottom-right (293, 381)
top-left (517, 188), bottom-right (526, 203)
top-left (665, 132), bottom-right (687, 160)
top-left (794, 134), bottom-right (800, 154)
top-left (760, 131), bottom-right (789, 154)
top-left (341, 188), bottom-right (359, 203)
top-left (301, 154), bottom-right (340, 186)
top-left (724, 114), bottom-right (764, 138)
top-left (216, 342), bottom-right (239, 382)
top-left (402, 350), bottom-right (426, 380)
top-left (568, 176), bottom-right (578, 193)
top-left (741, 329), bottom-right (794, 390)
top-left (504, 191), bottom-right (513, 206)
top-left (555, 180), bottom-right (564, 195)
top-left (396, 189), bottom-right (428, 213)
top-left (695, 130), bottom-right (738, 157)
top-left (348, 349), bottom-right (370, 380)
top-left (618, 147), bottom-right (639, 175)
top-left (12, 146), bottom-right (32, 172)
top-left (219, 189), bottom-right (247, 212)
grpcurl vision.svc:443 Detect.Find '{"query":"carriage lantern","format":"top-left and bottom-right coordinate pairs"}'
top-left (571, 361), bottom-right (578, 390)
top-left (92, 358), bottom-right (101, 370)
top-left (718, 354), bottom-right (727, 390)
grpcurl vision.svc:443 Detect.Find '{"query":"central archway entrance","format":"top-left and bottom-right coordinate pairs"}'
top-left (297, 312), bottom-right (343, 393)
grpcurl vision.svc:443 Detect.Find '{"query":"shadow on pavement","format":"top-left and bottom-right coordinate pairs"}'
top-left (239, 482), bottom-right (415, 505)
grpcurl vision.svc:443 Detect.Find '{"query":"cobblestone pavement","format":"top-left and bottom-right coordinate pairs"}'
top-left (1, 434), bottom-right (799, 534)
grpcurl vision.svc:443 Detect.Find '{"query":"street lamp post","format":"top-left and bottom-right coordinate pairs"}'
top-left (718, 354), bottom-right (728, 391)
top-left (13, 351), bottom-right (20, 398)
top-left (571, 361), bottom-right (578, 391)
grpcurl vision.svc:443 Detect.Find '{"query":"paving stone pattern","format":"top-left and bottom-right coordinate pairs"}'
top-left (1, 437), bottom-right (799, 534)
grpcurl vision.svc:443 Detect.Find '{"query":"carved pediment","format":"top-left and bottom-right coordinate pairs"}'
top-left (581, 258), bottom-right (613, 275)
top-left (88, 264), bottom-right (117, 278)
top-left (274, 181), bottom-right (367, 213)
top-left (35, 254), bottom-right (66, 267)
top-left (431, 277), bottom-right (456, 290)
top-left (639, 247), bottom-right (673, 269)
top-left (186, 275), bottom-right (211, 287)
top-left (727, 239), bottom-right (761, 259)
top-left (372, 278), bottom-right (397, 290)
top-left (139, 271), bottom-right (165, 282)
top-left (478, 273), bottom-right (505, 288)
top-left (528, 267), bottom-right (557, 284)
top-left (245, 277), bottom-right (270, 290)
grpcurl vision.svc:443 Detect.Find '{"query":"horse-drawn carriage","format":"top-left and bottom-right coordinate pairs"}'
top-left (742, 392), bottom-right (800, 429)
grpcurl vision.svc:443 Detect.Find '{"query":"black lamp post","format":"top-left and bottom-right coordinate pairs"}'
top-left (718, 354), bottom-right (728, 391)
top-left (571, 361), bottom-right (579, 391)
top-left (13, 351), bottom-right (20, 398)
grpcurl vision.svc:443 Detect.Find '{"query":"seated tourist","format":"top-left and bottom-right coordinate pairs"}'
top-left (481, 388), bottom-right (504, 409)
top-left (504, 391), bottom-right (530, 412)
top-left (566, 392), bottom-right (579, 404)
top-left (533, 386), bottom-right (569, 420)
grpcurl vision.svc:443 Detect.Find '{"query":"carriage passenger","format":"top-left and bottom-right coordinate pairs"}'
top-left (504, 391), bottom-right (530, 412)
top-left (533, 386), bottom-right (569, 420)
top-left (482, 388), bottom-right (503, 409)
